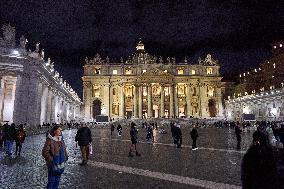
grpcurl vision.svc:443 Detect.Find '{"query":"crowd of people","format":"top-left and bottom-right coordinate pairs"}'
top-left (0, 122), bottom-right (26, 156)
top-left (1, 119), bottom-right (284, 189)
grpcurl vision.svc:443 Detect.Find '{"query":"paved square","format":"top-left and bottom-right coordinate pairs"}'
top-left (0, 125), bottom-right (257, 189)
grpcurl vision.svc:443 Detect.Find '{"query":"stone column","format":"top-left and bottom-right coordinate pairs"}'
top-left (186, 84), bottom-right (192, 118)
top-left (40, 85), bottom-right (49, 125)
top-left (46, 88), bottom-right (52, 124)
top-left (119, 84), bottom-right (125, 118)
top-left (133, 85), bottom-right (138, 118)
top-left (83, 82), bottom-right (92, 121)
top-left (169, 84), bottom-right (174, 118)
top-left (0, 76), bottom-right (5, 121)
top-left (50, 93), bottom-right (55, 124)
top-left (160, 85), bottom-right (165, 118)
top-left (174, 84), bottom-right (178, 117)
top-left (138, 85), bottom-right (143, 118)
top-left (147, 84), bottom-right (152, 118)
top-left (109, 84), bottom-right (113, 120)
top-left (103, 84), bottom-right (110, 116)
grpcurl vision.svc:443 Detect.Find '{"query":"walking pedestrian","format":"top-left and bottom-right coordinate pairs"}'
top-left (0, 124), bottom-right (3, 150)
top-left (190, 125), bottom-right (199, 150)
top-left (117, 124), bottom-right (122, 136)
top-left (146, 125), bottom-right (154, 142)
top-left (175, 122), bottom-right (182, 148)
top-left (128, 122), bottom-right (141, 157)
top-left (110, 122), bottom-right (115, 136)
top-left (4, 123), bottom-right (16, 156)
top-left (235, 122), bottom-right (242, 150)
top-left (75, 124), bottom-right (92, 165)
top-left (42, 125), bottom-right (68, 189)
top-left (15, 124), bottom-right (26, 156)
top-left (241, 130), bottom-right (278, 189)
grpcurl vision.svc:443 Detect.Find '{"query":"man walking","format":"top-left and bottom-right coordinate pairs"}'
top-left (235, 122), bottom-right (242, 150)
top-left (4, 123), bottom-right (16, 156)
top-left (75, 124), bottom-right (92, 165)
top-left (128, 122), bottom-right (141, 157)
top-left (190, 125), bottom-right (199, 150)
top-left (175, 122), bottom-right (182, 148)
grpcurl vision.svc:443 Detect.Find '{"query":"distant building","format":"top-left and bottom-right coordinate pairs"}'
top-left (0, 24), bottom-right (82, 125)
top-left (225, 41), bottom-right (284, 121)
top-left (82, 41), bottom-right (223, 121)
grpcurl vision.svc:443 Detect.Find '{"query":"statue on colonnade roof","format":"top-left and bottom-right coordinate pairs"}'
top-left (0, 24), bottom-right (16, 47)
top-left (20, 35), bottom-right (28, 49)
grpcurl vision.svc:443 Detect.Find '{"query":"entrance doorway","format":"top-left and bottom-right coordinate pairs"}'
top-left (92, 99), bottom-right (101, 119)
top-left (208, 99), bottom-right (217, 117)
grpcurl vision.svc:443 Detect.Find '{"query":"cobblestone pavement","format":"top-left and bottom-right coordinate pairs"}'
top-left (0, 125), bottom-right (263, 189)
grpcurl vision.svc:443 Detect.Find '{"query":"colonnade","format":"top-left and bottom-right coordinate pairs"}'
top-left (120, 83), bottom-right (187, 118)
top-left (0, 74), bottom-right (80, 125)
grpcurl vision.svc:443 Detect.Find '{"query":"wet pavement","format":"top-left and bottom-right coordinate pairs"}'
top-left (0, 125), bottom-right (261, 189)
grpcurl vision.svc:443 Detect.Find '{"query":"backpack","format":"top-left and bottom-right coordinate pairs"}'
top-left (16, 131), bottom-right (25, 141)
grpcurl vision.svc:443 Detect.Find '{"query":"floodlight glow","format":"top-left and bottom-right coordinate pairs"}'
top-left (12, 50), bottom-right (19, 55)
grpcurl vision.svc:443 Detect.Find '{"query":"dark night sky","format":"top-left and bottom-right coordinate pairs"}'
top-left (0, 0), bottom-right (283, 98)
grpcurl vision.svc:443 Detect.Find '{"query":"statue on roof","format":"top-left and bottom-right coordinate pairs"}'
top-left (20, 35), bottom-right (28, 49)
top-left (184, 57), bottom-right (188, 63)
top-left (199, 54), bottom-right (218, 66)
top-left (106, 56), bottom-right (110, 63)
top-left (85, 57), bottom-right (89, 64)
top-left (0, 24), bottom-right (16, 47)
top-left (47, 57), bottom-right (51, 65)
top-left (167, 57), bottom-right (171, 64)
top-left (41, 49), bottom-right (45, 59)
top-left (159, 56), bottom-right (163, 64)
top-left (35, 42), bottom-right (40, 53)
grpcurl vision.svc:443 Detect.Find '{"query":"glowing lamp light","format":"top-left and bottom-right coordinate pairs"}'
top-left (243, 106), bottom-right (249, 114)
top-left (101, 106), bottom-right (106, 115)
top-left (228, 112), bottom-right (232, 118)
top-left (271, 108), bottom-right (277, 116)
top-left (12, 50), bottom-right (19, 55)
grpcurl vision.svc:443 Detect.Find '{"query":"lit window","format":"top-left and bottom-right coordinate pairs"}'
top-left (254, 69), bottom-right (257, 72)
top-left (164, 70), bottom-right (167, 73)
top-left (280, 44), bottom-right (282, 47)
top-left (239, 74), bottom-right (242, 78)
top-left (273, 63), bottom-right (276, 68)
top-left (125, 69), bottom-right (132, 75)
top-left (191, 70), bottom-right (196, 75)
top-left (207, 68), bottom-right (213, 75)
top-left (94, 68), bottom-right (100, 74)
top-left (142, 69), bottom-right (146, 73)
top-left (112, 70), bottom-right (118, 75)
top-left (178, 69), bottom-right (184, 75)
top-left (274, 46), bottom-right (277, 49)
top-left (243, 73), bottom-right (245, 76)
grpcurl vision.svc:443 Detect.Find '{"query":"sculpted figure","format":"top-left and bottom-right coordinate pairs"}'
top-left (35, 42), bottom-right (40, 52)
top-left (20, 35), bottom-right (28, 48)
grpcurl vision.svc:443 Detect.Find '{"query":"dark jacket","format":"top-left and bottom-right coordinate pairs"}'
top-left (75, 127), bottom-right (92, 146)
top-left (4, 124), bottom-right (16, 140)
top-left (241, 131), bottom-right (279, 189)
top-left (190, 128), bottom-right (198, 140)
top-left (130, 127), bottom-right (138, 140)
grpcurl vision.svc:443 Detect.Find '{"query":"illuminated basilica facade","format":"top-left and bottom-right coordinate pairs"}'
top-left (83, 41), bottom-right (223, 121)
